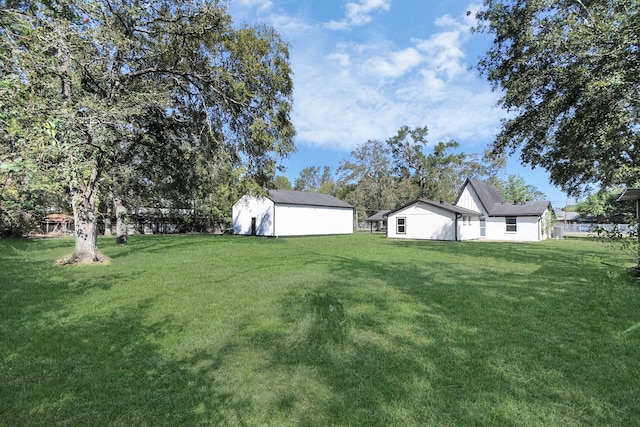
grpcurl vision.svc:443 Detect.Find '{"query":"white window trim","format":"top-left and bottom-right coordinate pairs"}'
top-left (396, 217), bottom-right (406, 234)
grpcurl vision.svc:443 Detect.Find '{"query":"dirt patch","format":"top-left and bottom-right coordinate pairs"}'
top-left (56, 252), bottom-right (111, 266)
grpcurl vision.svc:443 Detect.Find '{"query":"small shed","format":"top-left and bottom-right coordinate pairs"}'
top-left (364, 210), bottom-right (390, 233)
top-left (232, 190), bottom-right (354, 237)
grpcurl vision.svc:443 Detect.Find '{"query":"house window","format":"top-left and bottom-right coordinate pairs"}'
top-left (506, 217), bottom-right (517, 232)
top-left (396, 217), bottom-right (406, 234)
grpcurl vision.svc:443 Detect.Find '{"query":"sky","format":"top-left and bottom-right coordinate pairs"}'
top-left (227, 0), bottom-right (574, 207)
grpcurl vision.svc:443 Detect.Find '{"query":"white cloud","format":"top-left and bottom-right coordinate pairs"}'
top-left (325, 0), bottom-right (391, 30)
top-left (364, 47), bottom-right (423, 79)
top-left (416, 32), bottom-right (466, 79)
top-left (230, 1), bottom-right (505, 153)
top-left (231, 0), bottom-right (274, 16)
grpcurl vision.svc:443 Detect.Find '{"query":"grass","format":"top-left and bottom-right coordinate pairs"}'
top-left (1, 233), bottom-right (639, 426)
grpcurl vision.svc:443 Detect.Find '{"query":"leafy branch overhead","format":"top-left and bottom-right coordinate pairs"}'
top-left (476, 0), bottom-right (639, 194)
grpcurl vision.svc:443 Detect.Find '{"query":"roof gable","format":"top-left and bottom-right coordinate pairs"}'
top-left (267, 190), bottom-right (352, 208)
top-left (387, 199), bottom-right (482, 217)
top-left (457, 179), bottom-right (503, 213)
top-left (457, 178), bottom-right (551, 217)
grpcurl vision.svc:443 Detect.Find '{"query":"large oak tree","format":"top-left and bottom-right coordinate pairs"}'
top-left (476, 0), bottom-right (639, 195)
top-left (1, 0), bottom-right (294, 261)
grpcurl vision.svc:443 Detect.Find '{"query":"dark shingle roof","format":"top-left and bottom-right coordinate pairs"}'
top-left (387, 199), bottom-right (481, 217)
top-left (461, 179), bottom-right (503, 213)
top-left (490, 200), bottom-right (552, 216)
top-left (267, 190), bottom-right (352, 208)
top-left (618, 188), bottom-right (640, 201)
top-left (462, 179), bottom-right (551, 217)
top-left (365, 210), bottom-right (390, 222)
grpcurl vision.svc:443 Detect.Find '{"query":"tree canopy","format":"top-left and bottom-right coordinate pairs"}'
top-left (1, 0), bottom-right (295, 260)
top-left (476, 0), bottom-right (640, 195)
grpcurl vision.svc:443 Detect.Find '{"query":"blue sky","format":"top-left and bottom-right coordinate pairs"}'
top-left (228, 0), bottom-right (573, 207)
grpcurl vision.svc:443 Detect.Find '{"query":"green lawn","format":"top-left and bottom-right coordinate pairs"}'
top-left (1, 234), bottom-right (639, 426)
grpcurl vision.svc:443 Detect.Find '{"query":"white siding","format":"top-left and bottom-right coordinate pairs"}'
top-left (232, 195), bottom-right (275, 236)
top-left (273, 205), bottom-right (353, 236)
top-left (233, 195), bottom-right (353, 237)
top-left (459, 215), bottom-right (482, 241)
top-left (485, 216), bottom-right (542, 242)
top-left (456, 186), bottom-right (486, 214)
top-left (387, 204), bottom-right (457, 241)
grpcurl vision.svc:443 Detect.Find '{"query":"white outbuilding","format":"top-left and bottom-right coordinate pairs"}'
top-left (232, 190), bottom-right (354, 237)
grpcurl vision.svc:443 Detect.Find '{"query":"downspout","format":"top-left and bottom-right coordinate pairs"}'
top-left (455, 213), bottom-right (461, 241)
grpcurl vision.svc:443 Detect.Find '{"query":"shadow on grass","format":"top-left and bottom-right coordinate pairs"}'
top-left (0, 250), bottom-right (250, 425)
top-left (247, 242), bottom-right (640, 425)
top-left (2, 235), bottom-right (638, 425)
top-left (106, 233), bottom-right (289, 259)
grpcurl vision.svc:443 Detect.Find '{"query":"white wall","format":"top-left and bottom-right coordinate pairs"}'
top-left (232, 195), bottom-right (275, 236)
top-left (274, 205), bottom-right (353, 236)
top-left (387, 204), bottom-right (457, 241)
top-left (233, 196), bottom-right (353, 237)
top-left (458, 216), bottom-right (482, 241)
top-left (485, 216), bottom-right (542, 242)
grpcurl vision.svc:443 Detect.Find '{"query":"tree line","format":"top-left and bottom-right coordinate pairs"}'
top-left (276, 125), bottom-right (547, 221)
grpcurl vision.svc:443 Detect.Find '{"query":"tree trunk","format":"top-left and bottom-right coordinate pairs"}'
top-left (114, 196), bottom-right (127, 244)
top-left (71, 186), bottom-right (99, 263)
top-left (69, 157), bottom-right (104, 263)
top-left (103, 201), bottom-right (113, 236)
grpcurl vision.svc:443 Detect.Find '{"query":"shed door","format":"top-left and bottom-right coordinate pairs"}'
top-left (251, 217), bottom-right (257, 235)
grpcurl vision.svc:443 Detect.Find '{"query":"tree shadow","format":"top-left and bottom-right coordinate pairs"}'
top-left (242, 243), bottom-right (640, 425)
top-left (0, 296), bottom-right (256, 425)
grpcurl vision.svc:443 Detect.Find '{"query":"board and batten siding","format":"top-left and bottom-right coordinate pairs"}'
top-left (456, 186), bottom-right (485, 215)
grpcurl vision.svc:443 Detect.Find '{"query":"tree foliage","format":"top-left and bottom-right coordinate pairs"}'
top-left (476, 0), bottom-right (640, 194)
top-left (576, 187), bottom-right (636, 221)
top-left (337, 139), bottom-right (399, 218)
top-left (500, 174), bottom-right (547, 203)
top-left (1, 0), bottom-right (295, 259)
top-left (386, 126), bottom-right (501, 202)
top-left (293, 166), bottom-right (334, 193)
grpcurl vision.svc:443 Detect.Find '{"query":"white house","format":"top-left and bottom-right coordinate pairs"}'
top-left (232, 190), bottom-right (354, 237)
top-left (454, 179), bottom-right (554, 242)
top-left (386, 200), bottom-right (484, 241)
top-left (386, 179), bottom-right (554, 242)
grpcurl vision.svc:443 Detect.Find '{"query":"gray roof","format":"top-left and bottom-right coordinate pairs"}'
top-left (461, 178), bottom-right (551, 217)
top-left (268, 190), bottom-right (353, 208)
top-left (458, 179), bottom-right (503, 213)
top-left (387, 199), bottom-right (482, 217)
top-left (365, 210), bottom-right (390, 222)
top-left (490, 200), bottom-right (552, 216)
top-left (618, 188), bottom-right (640, 201)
